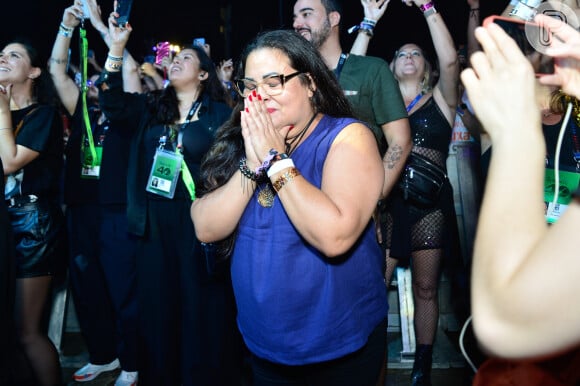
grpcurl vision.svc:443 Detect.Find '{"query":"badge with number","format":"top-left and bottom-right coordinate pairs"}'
top-left (146, 149), bottom-right (182, 199)
top-left (544, 168), bottom-right (580, 223)
top-left (80, 145), bottom-right (103, 179)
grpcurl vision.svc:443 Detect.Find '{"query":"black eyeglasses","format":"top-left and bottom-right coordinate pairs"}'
top-left (234, 71), bottom-right (302, 97)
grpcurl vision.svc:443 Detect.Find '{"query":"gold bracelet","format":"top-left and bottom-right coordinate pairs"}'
top-left (105, 59), bottom-right (122, 72)
top-left (272, 167), bottom-right (301, 192)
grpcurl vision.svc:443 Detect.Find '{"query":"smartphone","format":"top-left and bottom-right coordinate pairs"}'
top-left (193, 37), bottom-right (206, 48)
top-left (81, 0), bottom-right (90, 19)
top-left (115, 0), bottom-right (133, 28)
top-left (87, 49), bottom-right (95, 59)
top-left (143, 55), bottom-right (155, 64)
top-left (483, 15), bottom-right (554, 76)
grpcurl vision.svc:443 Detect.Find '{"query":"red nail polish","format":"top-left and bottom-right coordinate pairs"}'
top-left (249, 95), bottom-right (253, 102)
top-left (245, 107), bottom-right (249, 113)
top-left (252, 90), bottom-right (257, 97)
top-left (257, 94), bottom-right (262, 101)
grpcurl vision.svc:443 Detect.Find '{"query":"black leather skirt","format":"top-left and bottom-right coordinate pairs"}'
top-left (7, 198), bottom-right (65, 278)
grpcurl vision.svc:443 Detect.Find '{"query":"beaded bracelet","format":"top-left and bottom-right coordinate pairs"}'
top-left (272, 167), bottom-right (301, 192)
top-left (239, 157), bottom-right (262, 181)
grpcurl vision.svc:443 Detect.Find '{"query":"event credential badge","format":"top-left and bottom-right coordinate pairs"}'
top-left (146, 148), bottom-right (182, 199)
top-left (544, 168), bottom-right (580, 224)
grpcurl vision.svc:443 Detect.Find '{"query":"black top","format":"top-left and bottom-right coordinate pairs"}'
top-left (6, 104), bottom-right (63, 200)
top-left (409, 96), bottom-right (453, 162)
top-left (64, 96), bottom-right (132, 206)
top-left (98, 71), bottom-right (232, 236)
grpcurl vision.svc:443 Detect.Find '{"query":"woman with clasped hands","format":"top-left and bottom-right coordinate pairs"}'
top-left (191, 29), bottom-right (388, 385)
top-left (461, 15), bottom-right (580, 383)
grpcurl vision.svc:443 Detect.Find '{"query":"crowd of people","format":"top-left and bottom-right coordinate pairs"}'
top-left (1, 0), bottom-right (580, 385)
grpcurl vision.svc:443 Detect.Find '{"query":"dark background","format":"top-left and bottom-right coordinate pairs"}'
top-left (4, 0), bottom-right (510, 71)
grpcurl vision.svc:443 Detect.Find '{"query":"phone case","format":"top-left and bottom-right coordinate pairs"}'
top-left (116, 0), bottom-right (134, 27)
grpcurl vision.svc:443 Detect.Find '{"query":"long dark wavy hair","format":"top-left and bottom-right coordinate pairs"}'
top-left (146, 45), bottom-right (228, 124)
top-left (3, 37), bottom-right (60, 108)
top-left (197, 29), bottom-right (353, 258)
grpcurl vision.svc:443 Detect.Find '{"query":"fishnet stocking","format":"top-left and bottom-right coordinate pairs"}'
top-left (412, 248), bottom-right (442, 345)
top-left (384, 204), bottom-right (446, 346)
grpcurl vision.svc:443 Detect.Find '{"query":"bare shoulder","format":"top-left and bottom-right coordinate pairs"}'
top-left (334, 121), bottom-right (376, 143)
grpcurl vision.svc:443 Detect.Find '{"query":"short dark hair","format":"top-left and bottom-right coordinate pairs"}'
top-left (320, 0), bottom-right (342, 14)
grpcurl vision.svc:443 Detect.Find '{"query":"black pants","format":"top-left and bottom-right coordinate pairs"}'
top-left (251, 318), bottom-right (387, 386)
top-left (67, 204), bottom-right (117, 364)
top-left (99, 206), bottom-right (138, 371)
top-left (137, 198), bottom-right (243, 386)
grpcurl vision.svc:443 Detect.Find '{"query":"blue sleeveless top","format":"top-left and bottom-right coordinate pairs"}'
top-left (231, 115), bottom-right (388, 365)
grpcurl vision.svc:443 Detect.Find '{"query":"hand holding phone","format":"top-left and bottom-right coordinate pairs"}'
top-left (483, 15), bottom-right (554, 76)
top-left (193, 38), bottom-right (206, 48)
top-left (81, 0), bottom-right (91, 19)
top-left (155, 42), bottom-right (171, 66)
top-left (115, 0), bottom-right (133, 28)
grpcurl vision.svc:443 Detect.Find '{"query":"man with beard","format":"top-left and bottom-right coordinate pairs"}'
top-left (293, 0), bottom-right (411, 203)
top-left (292, 1), bottom-right (411, 383)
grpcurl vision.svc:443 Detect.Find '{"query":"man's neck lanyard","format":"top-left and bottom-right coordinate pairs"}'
top-left (333, 52), bottom-right (348, 79)
top-left (158, 100), bottom-right (201, 201)
top-left (79, 24), bottom-right (97, 166)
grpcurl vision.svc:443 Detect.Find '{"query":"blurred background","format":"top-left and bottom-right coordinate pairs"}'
top-left (4, 0), bottom-right (510, 72)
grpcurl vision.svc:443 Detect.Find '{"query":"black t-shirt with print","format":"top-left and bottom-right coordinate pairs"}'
top-left (7, 104), bottom-right (63, 200)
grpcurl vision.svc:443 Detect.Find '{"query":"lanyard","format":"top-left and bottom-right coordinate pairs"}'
top-left (79, 25), bottom-right (97, 166)
top-left (158, 100), bottom-right (201, 150)
top-left (406, 93), bottom-right (423, 113)
top-left (159, 100), bottom-right (201, 201)
top-left (334, 52), bottom-right (348, 79)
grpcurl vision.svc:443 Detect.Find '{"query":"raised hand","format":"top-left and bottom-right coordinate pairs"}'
top-left (461, 24), bottom-right (538, 140)
top-left (217, 59), bottom-right (234, 83)
top-left (360, 0), bottom-right (389, 22)
top-left (536, 14), bottom-right (580, 100)
top-left (106, 7), bottom-right (132, 49)
top-left (62, 0), bottom-right (84, 28)
top-left (240, 91), bottom-right (289, 169)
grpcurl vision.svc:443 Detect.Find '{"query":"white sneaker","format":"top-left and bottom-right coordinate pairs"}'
top-left (73, 359), bottom-right (120, 382)
top-left (115, 370), bottom-right (138, 386)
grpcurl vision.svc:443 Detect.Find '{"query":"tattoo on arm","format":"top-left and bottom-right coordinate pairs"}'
top-left (383, 144), bottom-right (403, 169)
